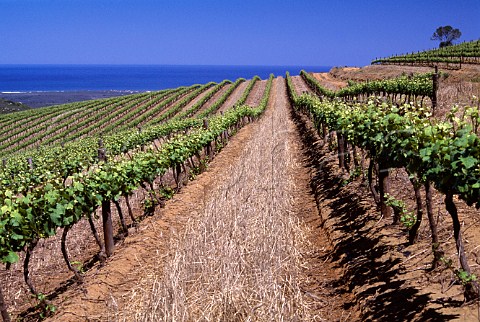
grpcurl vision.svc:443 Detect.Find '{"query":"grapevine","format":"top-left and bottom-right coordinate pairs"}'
top-left (286, 70), bottom-right (480, 299)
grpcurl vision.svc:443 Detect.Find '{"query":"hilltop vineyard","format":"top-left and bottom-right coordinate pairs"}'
top-left (372, 39), bottom-right (480, 69)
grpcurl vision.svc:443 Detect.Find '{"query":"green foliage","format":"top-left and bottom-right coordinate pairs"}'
top-left (300, 71), bottom-right (335, 99)
top-left (384, 193), bottom-right (416, 229)
top-left (70, 260), bottom-right (84, 273)
top-left (440, 255), bottom-right (477, 286)
top-left (373, 39), bottom-right (480, 66)
top-left (35, 293), bottom-right (57, 318)
top-left (196, 78), bottom-right (246, 118)
top-left (341, 167), bottom-right (363, 186)
top-left (0, 74), bottom-right (275, 268)
top-left (158, 186), bottom-right (175, 200)
top-left (299, 70), bottom-right (434, 101)
top-left (335, 74), bottom-right (434, 99)
top-left (456, 269), bottom-right (477, 285)
top-left (286, 72), bottom-right (480, 211)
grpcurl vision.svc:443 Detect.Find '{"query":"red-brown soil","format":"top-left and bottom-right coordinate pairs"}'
top-left (312, 72), bottom-right (347, 91)
top-left (245, 79), bottom-right (267, 107)
top-left (291, 74), bottom-right (314, 95)
top-left (296, 65), bottom-right (480, 320)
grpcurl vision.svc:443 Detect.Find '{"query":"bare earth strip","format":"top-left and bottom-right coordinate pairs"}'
top-left (291, 75), bottom-right (314, 96)
top-left (173, 86), bottom-right (215, 116)
top-left (312, 72), bottom-right (347, 91)
top-left (191, 84), bottom-right (231, 118)
top-left (245, 80), bottom-right (267, 107)
top-left (44, 77), bottom-right (354, 321)
top-left (216, 80), bottom-right (250, 114)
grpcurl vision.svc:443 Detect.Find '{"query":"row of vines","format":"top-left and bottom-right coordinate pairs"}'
top-left (300, 70), bottom-right (436, 104)
top-left (286, 71), bottom-right (480, 301)
top-left (0, 75), bottom-right (272, 321)
top-left (372, 39), bottom-right (480, 68)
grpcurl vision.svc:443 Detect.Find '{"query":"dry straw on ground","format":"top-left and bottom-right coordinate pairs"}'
top-left (117, 79), bottom-right (323, 321)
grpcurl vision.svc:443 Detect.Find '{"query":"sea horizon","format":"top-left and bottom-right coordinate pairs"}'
top-left (0, 64), bottom-right (332, 92)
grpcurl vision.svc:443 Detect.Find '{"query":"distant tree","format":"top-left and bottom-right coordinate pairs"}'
top-left (431, 26), bottom-right (462, 48)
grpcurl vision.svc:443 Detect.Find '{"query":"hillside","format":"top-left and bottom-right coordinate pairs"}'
top-left (1, 66), bottom-right (480, 321)
top-left (0, 97), bottom-right (30, 114)
top-left (314, 64), bottom-right (480, 118)
top-left (372, 39), bottom-right (480, 68)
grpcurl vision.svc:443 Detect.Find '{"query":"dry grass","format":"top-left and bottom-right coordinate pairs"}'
top-left (436, 79), bottom-right (480, 119)
top-left (117, 79), bottom-right (322, 321)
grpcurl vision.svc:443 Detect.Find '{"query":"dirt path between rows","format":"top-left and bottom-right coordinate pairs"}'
top-left (216, 80), bottom-right (249, 114)
top-left (43, 77), bottom-right (356, 321)
top-left (291, 75), bottom-right (314, 95)
top-left (245, 79), bottom-right (267, 106)
top-left (192, 83), bottom-right (231, 117)
top-left (294, 67), bottom-right (480, 320)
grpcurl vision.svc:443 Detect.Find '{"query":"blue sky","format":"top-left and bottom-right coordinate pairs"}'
top-left (1, 0), bottom-right (479, 66)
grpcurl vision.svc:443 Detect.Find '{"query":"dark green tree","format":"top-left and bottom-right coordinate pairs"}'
top-left (431, 26), bottom-right (462, 48)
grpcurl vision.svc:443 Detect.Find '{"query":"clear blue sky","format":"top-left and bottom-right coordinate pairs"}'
top-left (1, 0), bottom-right (479, 66)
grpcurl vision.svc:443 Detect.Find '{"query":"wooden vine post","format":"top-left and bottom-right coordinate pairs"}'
top-left (425, 181), bottom-right (442, 268)
top-left (203, 119), bottom-right (213, 159)
top-left (444, 191), bottom-right (479, 300)
top-left (378, 160), bottom-right (392, 220)
top-left (408, 178), bottom-right (424, 244)
top-left (337, 132), bottom-right (345, 170)
top-left (27, 158), bottom-right (33, 171)
top-left (431, 66), bottom-right (439, 115)
top-left (138, 127), bottom-right (144, 151)
top-left (98, 139), bottom-right (114, 257)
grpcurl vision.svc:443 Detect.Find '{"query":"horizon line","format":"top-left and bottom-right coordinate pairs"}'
top-left (0, 63), bottom-right (337, 67)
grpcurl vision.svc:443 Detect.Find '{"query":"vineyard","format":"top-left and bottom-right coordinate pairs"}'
top-left (0, 74), bottom-right (273, 320)
top-left (1, 65), bottom-right (480, 320)
top-left (372, 39), bottom-right (480, 69)
top-left (288, 68), bottom-right (480, 318)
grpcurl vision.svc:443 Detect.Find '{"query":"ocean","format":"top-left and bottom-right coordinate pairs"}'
top-left (0, 65), bottom-right (331, 92)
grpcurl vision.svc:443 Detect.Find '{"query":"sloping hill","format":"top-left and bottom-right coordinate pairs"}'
top-left (0, 97), bottom-right (30, 114)
top-left (372, 39), bottom-right (480, 68)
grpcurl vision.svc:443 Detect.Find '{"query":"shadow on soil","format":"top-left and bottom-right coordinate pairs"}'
top-left (290, 105), bottom-right (461, 321)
